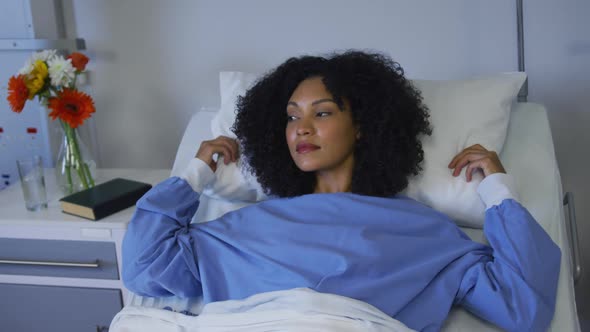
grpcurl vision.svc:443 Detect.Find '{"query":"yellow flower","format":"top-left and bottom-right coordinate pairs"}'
top-left (24, 60), bottom-right (48, 99)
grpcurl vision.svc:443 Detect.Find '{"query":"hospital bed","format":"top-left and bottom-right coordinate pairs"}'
top-left (114, 98), bottom-right (581, 331)
top-left (109, 0), bottom-right (580, 328)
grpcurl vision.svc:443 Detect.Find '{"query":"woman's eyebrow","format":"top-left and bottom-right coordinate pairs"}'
top-left (312, 98), bottom-right (336, 106)
top-left (287, 98), bottom-right (336, 108)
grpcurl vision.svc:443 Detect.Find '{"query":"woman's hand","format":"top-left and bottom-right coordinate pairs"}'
top-left (195, 136), bottom-right (239, 172)
top-left (448, 144), bottom-right (506, 182)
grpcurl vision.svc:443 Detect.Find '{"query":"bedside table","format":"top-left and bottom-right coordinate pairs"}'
top-left (0, 168), bottom-right (170, 332)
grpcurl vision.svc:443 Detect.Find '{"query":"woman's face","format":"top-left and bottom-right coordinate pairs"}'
top-left (286, 77), bottom-right (359, 174)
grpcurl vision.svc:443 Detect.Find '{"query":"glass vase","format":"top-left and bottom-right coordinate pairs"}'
top-left (54, 120), bottom-right (96, 195)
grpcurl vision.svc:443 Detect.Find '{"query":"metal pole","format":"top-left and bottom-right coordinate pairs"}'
top-left (516, 0), bottom-right (528, 102)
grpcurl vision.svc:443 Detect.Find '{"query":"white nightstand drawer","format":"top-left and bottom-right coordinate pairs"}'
top-left (0, 238), bottom-right (119, 280)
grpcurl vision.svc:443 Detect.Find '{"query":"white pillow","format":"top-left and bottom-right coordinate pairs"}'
top-left (210, 71), bottom-right (526, 228)
top-left (207, 72), bottom-right (266, 203)
top-left (406, 73), bottom-right (526, 227)
top-left (211, 71), bottom-right (258, 139)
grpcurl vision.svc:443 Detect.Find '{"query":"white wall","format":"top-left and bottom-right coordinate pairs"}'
top-left (65, 0), bottom-right (590, 323)
top-left (66, 0), bottom-right (516, 169)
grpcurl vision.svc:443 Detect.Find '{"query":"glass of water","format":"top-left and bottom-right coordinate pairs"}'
top-left (16, 155), bottom-right (48, 211)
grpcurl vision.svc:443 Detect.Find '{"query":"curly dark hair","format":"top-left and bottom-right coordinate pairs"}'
top-left (232, 50), bottom-right (431, 198)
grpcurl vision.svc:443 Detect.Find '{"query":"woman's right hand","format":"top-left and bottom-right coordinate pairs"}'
top-left (195, 136), bottom-right (239, 172)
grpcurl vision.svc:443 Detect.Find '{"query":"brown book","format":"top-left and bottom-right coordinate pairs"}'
top-left (59, 178), bottom-right (152, 221)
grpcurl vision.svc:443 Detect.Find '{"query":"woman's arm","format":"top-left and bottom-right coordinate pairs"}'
top-left (448, 144), bottom-right (561, 331)
top-left (122, 158), bottom-right (214, 297)
top-left (454, 173), bottom-right (561, 332)
top-left (122, 135), bottom-right (238, 297)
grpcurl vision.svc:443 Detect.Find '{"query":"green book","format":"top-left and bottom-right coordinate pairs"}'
top-left (59, 178), bottom-right (152, 221)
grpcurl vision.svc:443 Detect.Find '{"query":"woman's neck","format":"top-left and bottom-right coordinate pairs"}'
top-left (313, 160), bottom-right (354, 194)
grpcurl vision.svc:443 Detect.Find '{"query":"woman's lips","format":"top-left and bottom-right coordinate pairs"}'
top-left (296, 143), bottom-right (320, 153)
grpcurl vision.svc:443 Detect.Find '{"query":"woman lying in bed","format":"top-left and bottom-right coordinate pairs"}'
top-left (122, 51), bottom-right (560, 332)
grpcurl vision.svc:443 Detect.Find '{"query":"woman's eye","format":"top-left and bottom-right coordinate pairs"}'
top-left (287, 115), bottom-right (297, 122)
top-left (316, 111), bottom-right (332, 117)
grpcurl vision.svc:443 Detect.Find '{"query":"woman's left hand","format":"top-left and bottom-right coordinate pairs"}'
top-left (448, 144), bottom-right (506, 182)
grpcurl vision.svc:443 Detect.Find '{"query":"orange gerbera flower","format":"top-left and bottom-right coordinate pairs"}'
top-left (67, 52), bottom-right (89, 72)
top-left (7, 75), bottom-right (29, 113)
top-left (48, 89), bottom-right (95, 128)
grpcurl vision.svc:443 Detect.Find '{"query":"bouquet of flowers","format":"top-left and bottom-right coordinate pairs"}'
top-left (7, 50), bottom-right (96, 193)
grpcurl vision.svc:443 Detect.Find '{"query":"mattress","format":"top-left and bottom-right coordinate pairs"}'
top-left (128, 103), bottom-right (580, 331)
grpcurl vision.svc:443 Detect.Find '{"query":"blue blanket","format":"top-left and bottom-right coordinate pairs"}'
top-left (122, 176), bottom-right (560, 332)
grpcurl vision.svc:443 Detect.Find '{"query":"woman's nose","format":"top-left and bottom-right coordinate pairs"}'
top-left (296, 118), bottom-right (314, 136)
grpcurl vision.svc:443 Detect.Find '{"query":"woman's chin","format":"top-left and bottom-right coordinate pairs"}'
top-left (294, 161), bottom-right (319, 173)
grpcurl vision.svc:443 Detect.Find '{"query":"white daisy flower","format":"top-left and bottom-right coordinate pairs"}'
top-left (32, 50), bottom-right (58, 62)
top-left (18, 59), bottom-right (34, 75)
top-left (48, 57), bottom-right (75, 87)
top-left (19, 50), bottom-right (58, 75)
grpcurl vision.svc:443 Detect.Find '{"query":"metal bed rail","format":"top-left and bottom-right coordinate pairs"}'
top-left (564, 192), bottom-right (582, 284)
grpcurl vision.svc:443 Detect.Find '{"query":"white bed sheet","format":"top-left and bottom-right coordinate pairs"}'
top-left (116, 288), bottom-right (416, 332)
top-left (128, 103), bottom-right (580, 331)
